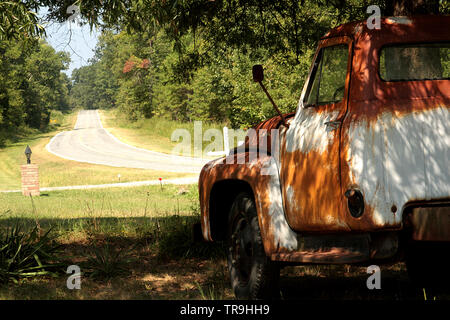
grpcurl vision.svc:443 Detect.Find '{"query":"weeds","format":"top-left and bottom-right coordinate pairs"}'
top-left (85, 243), bottom-right (135, 280)
top-left (196, 282), bottom-right (224, 300)
top-left (195, 263), bottom-right (229, 300)
top-left (155, 215), bottom-right (225, 260)
top-left (0, 223), bottom-right (62, 284)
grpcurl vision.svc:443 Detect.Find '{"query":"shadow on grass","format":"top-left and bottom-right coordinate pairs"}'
top-left (0, 110), bottom-right (71, 148)
top-left (278, 264), bottom-right (448, 300)
top-left (0, 255), bottom-right (231, 300)
top-left (0, 215), bottom-right (230, 299)
top-left (0, 129), bottom-right (44, 148)
top-left (0, 217), bottom-right (448, 300)
top-left (0, 215), bottom-right (226, 260)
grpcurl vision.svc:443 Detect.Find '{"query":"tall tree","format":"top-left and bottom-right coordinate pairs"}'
top-left (0, 39), bottom-right (70, 144)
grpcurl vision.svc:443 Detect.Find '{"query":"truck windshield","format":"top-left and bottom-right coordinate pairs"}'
top-left (380, 43), bottom-right (450, 81)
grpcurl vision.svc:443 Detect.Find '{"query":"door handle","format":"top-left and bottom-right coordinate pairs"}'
top-left (324, 120), bottom-right (341, 130)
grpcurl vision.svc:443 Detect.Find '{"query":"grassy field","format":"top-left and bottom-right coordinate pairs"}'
top-left (0, 184), bottom-right (198, 223)
top-left (0, 109), bottom-right (232, 299)
top-left (0, 110), bottom-right (192, 191)
top-left (100, 109), bottom-right (244, 157)
top-left (0, 184), bottom-right (232, 300)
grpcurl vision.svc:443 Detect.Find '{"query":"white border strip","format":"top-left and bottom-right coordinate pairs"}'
top-left (1, 176), bottom-right (199, 193)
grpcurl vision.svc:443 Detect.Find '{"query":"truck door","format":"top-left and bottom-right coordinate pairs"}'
top-left (280, 37), bottom-right (352, 232)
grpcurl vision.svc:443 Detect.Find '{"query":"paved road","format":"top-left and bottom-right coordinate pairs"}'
top-left (46, 110), bottom-right (208, 173)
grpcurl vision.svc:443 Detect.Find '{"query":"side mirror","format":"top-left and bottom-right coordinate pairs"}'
top-left (251, 64), bottom-right (289, 128)
top-left (252, 65), bottom-right (264, 82)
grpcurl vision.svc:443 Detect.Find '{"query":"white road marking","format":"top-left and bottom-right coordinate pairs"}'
top-left (1, 177), bottom-right (199, 193)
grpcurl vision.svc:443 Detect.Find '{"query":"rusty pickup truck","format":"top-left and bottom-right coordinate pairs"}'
top-left (198, 16), bottom-right (450, 299)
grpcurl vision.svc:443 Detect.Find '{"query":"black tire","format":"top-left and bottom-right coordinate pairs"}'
top-left (227, 192), bottom-right (280, 300)
top-left (405, 241), bottom-right (450, 288)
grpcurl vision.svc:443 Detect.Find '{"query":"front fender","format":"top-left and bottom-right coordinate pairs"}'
top-left (198, 152), bottom-right (298, 255)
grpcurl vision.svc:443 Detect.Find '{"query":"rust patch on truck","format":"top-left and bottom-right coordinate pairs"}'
top-left (280, 133), bottom-right (349, 231)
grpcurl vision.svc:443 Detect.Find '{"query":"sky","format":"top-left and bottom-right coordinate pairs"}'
top-left (39, 7), bottom-right (100, 77)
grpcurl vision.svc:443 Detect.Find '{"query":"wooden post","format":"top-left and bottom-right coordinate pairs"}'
top-left (223, 126), bottom-right (230, 155)
top-left (21, 164), bottom-right (40, 196)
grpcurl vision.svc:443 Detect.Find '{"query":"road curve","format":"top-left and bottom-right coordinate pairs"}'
top-left (46, 110), bottom-right (209, 173)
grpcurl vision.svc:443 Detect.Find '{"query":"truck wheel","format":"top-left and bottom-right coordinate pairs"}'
top-left (227, 192), bottom-right (280, 299)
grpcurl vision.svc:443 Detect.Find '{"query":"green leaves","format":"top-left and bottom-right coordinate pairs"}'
top-left (84, 243), bottom-right (135, 280)
top-left (23, 41), bottom-right (71, 128)
top-left (0, 223), bottom-right (63, 284)
top-left (0, 1), bottom-right (45, 43)
top-left (62, 0), bottom-right (449, 128)
top-left (0, 38), bottom-right (70, 145)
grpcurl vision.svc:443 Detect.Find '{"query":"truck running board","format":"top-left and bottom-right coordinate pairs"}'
top-left (271, 233), bottom-right (371, 264)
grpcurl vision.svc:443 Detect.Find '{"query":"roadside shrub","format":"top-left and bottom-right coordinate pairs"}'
top-left (85, 243), bottom-right (135, 279)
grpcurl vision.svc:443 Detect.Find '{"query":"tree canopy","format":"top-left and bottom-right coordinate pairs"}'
top-left (1, 0), bottom-right (449, 140)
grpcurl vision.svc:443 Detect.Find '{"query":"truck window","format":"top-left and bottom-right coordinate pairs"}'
top-left (305, 44), bottom-right (348, 106)
top-left (380, 43), bottom-right (450, 81)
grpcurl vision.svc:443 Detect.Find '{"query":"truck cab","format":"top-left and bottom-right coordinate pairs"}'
top-left (198, 16), bottom-right (450, 299)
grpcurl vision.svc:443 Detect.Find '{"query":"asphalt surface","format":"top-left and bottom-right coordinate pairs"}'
top-left (46, 110), bottom-right (208, 173)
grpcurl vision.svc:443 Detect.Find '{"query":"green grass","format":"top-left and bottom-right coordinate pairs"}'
top-left (0, 184), bottom-right (212, 256)
top-left (0, 183), bottom-right (230, 299)
top-left (0, 184), bottom-right (198, 225)
top-left (0, 183), bottom-right (223, 267)
top-left (0, 110), bottom-right (192, 191)
top-left (101, 109), bottom-right (244, 157)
